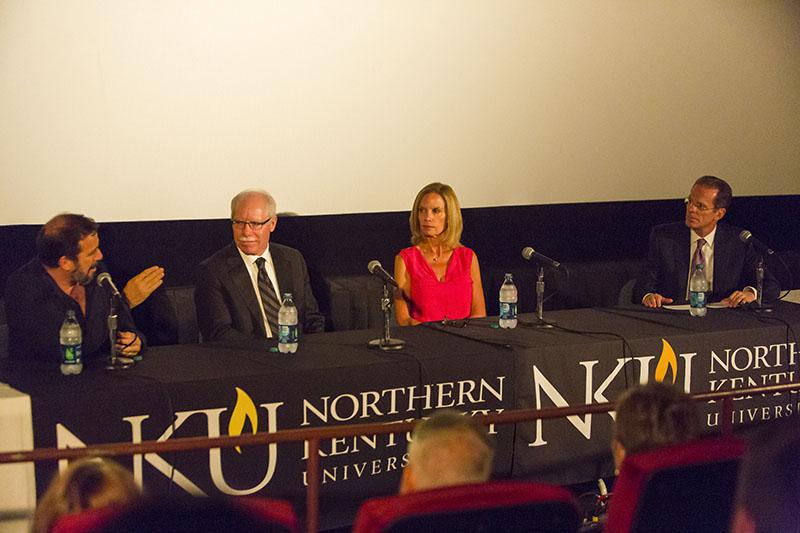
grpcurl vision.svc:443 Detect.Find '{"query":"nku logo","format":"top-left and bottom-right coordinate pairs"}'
top-left (57, 387), bottom-right (283, 496)
top-left (527, 339), bottom-right (695, 446)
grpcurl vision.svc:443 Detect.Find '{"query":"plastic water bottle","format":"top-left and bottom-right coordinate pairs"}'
top-left (278, 293), bottom-right (299, 353)
top-left (499, 273), bottom-right (518, 329)
top-left (689, 264), bottom-right (708, 317)
top-left (59, 310), bottom-right (83, 375)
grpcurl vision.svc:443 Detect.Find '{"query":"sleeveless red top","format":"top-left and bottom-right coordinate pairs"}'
top-left (399, 246), bottom-right (474, 323)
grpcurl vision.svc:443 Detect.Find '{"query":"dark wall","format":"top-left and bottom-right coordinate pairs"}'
top-left (2, 195), bottom-right (799, 298)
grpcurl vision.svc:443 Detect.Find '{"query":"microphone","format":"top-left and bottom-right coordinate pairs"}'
top-left (739, 230), bottom-right (774, 255)
top-left (598, 478), bottom-right (608, 497)
top-left (96, 272), bottom-right (122, 298)
top-left (367, 260), bottom-right (399, 288)
top-left (522, 247), bottom-right (561, 269)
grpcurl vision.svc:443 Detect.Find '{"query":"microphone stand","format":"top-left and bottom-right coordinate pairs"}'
top-left (753, 256), bottom-right (773, 313)
top-left (531, 267), bottom-right (555, 328)
top-left (105, 292), bottom-right (131, 369)
top-left (368, 283), bottom-right (405, 351)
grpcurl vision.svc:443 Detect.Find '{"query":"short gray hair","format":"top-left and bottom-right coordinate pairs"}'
top-left (230, 189), bottom-right (277, 218)
top-left (407, 410), bottom-right (494, 490)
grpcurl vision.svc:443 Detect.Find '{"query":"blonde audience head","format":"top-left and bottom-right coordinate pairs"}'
top-left (32, 458), bottom-right (140, 533)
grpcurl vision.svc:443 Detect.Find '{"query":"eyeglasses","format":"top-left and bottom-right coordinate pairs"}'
top-left (683, 197), bottom-right (717, 213)
top-left (231, 218), bottom-right (272, 230)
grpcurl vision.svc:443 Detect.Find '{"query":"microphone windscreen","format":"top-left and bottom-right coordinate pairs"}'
top-left (739, 230), bottom-right (752, 243)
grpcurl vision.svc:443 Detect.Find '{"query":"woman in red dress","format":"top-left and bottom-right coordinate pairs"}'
top-left (393, 182), bottom-right (486, 325)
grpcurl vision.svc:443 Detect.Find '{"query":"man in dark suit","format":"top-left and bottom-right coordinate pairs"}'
top-left (194, 189), bottom-right (324, 344)
top-left (633, 176), bottom-right (779, 308)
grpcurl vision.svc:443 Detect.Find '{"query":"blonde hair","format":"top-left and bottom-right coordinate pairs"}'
top-left (409, 182), bottom-right (463, 249)
top-left (32, 458), bottom-right (140, 533)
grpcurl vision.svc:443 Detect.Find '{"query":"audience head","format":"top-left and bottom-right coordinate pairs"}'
top-left (230, 189), bottom-right (278, 256)
top-left (409, 182), bottom-right (463, 248)
top-left (36, 213), bottom-right (102, 285)
top-left (32, 458), bottom-right (140, 533)
top-left (732, 420), bottom-right (800, 533)
top-left (612, 382), bottom-right (700, 470)
top-left (400, 409), bottom-right (494, 494)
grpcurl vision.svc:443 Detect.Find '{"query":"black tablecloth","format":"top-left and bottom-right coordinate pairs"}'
top-left (4, 303), bottom-right (799, 528)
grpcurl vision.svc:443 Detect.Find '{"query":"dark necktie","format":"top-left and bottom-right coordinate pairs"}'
top-left (255, 257), bottom-right (280, 336)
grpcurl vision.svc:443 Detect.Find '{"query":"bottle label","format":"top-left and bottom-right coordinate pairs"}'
top-left (499, 302), bottom-right (517, 320)
top-left (61, 343), bottom-right (82, 364)
top-left (278, 324), bottom-right (298, 344)
top-left (690, 291), bottom-right (706, 308)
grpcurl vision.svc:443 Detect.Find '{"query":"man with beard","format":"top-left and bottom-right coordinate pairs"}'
top-left (4, 213), bottom-right (144, 363)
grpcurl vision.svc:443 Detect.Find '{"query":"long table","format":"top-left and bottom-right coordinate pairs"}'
top-left (2, 302), bottom-right (799, 528)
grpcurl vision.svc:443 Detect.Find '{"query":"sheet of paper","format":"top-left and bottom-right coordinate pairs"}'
top-left (662, 302), bottom-right (729, 310)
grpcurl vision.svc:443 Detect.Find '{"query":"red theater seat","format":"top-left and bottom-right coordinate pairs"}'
top-left (353, 480), bottom-right (581, 533)
top-left (51, 497), bottom-right (299, 533)
top-left (51, 506), bottom-right (123, 533)
top-left (604, 436), bottom-right (746, 533)
top-left (235, 497), bottom-right (300, 533)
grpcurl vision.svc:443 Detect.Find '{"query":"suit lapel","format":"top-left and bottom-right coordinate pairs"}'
top-left (224, 244), bottom-right (267, 337)
top-left (271, 245), bottom-right (292, 301)
top-left (673, 226), bottom-right (691, 302)
top-left (712, 224), bottom-right (734, 297)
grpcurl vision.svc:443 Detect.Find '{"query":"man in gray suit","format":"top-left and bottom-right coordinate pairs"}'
top-left (195, 189), bottom-right (324, 344)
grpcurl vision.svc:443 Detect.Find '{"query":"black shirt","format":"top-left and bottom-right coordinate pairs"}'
top-left (4, 260), bottom-right (145, 363)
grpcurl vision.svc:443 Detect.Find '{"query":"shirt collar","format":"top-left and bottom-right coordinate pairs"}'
top-left (236, 244), bottom-right (272, 266)
top-left (691, 225), bottom-right (717, 248)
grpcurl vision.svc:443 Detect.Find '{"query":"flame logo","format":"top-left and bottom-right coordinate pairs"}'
top-left (228, 387), bottom-right (258, 454)
top-left (654, 339), bottom-right (678, 384)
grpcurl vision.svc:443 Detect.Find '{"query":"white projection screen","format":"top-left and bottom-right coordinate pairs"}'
top-left (1, 1), bottom-right (799, 224)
